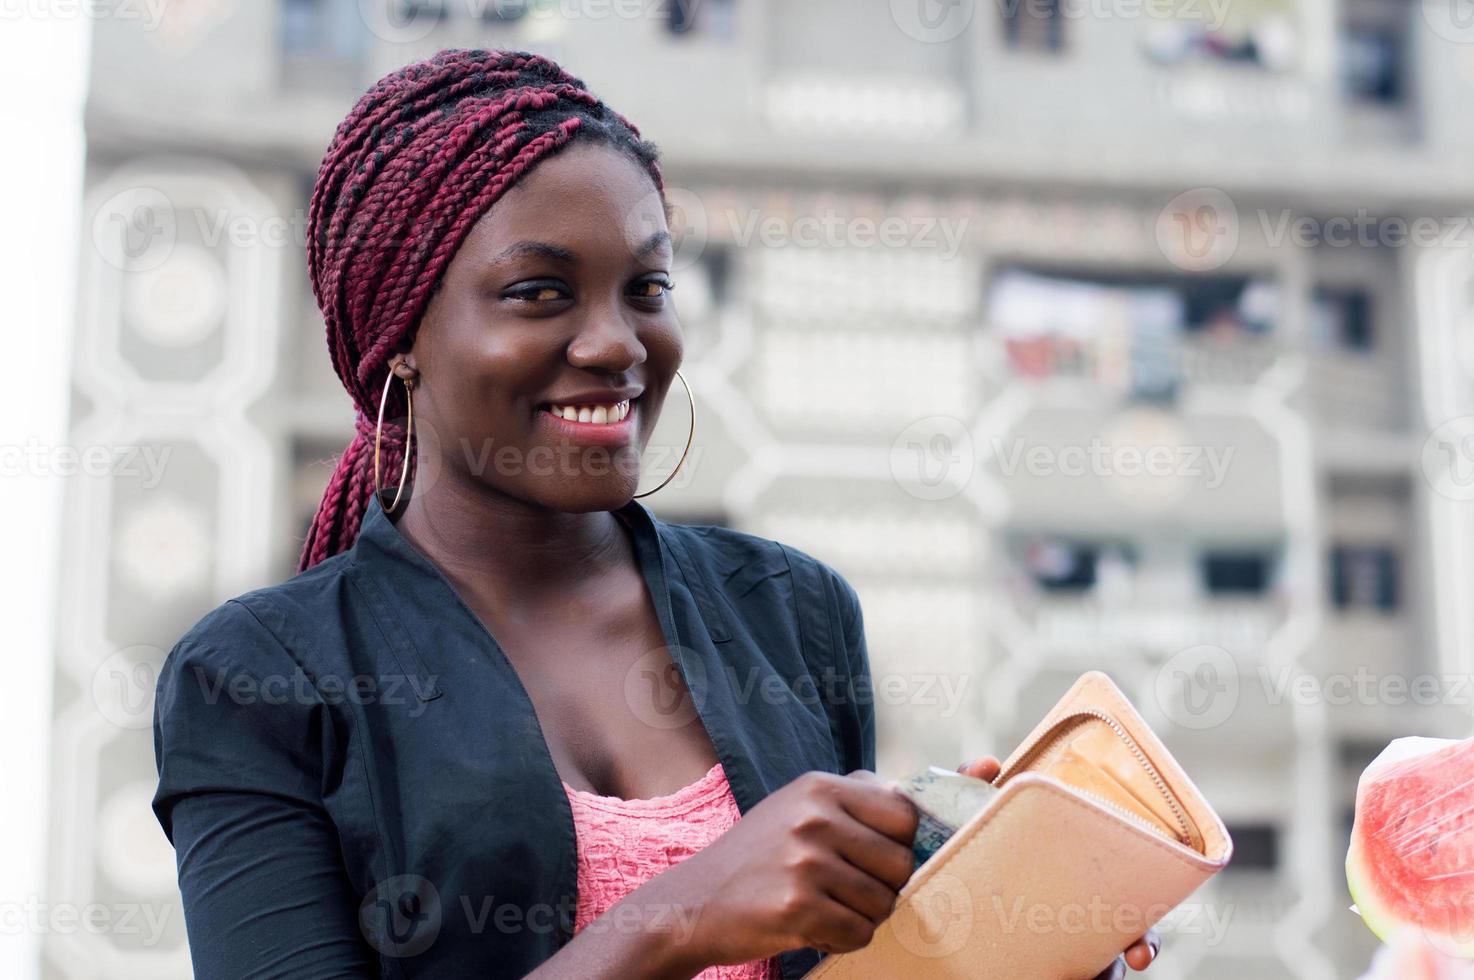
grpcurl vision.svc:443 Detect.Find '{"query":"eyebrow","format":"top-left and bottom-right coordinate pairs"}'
top-left (490, 231), bottom-right (672, 265)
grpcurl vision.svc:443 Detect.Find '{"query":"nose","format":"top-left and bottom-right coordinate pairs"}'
top-left (565, 303), bottom-right (647, 374)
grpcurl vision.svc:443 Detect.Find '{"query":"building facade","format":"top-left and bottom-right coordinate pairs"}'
top-left (56, 1), bottom-right (1474, 977)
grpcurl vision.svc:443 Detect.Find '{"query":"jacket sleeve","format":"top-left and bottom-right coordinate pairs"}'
top-left (152, 598), bottom-right (378, 979)
top-left (827, 567), bottom-right (877, 775)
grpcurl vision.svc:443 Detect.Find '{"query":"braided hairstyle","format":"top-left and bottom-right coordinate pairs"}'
top-left (300, 48), bottom-right (665, 572)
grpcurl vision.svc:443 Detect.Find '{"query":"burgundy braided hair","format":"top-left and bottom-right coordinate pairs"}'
top-left (300, 48), bottom-right (665, 572)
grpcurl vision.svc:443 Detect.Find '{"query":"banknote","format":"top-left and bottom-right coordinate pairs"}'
top-left (895, 766), bottom-right (1000, 869)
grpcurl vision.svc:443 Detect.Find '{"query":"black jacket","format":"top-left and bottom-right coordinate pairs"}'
top-left (151, 490), bottom-right (875, 979)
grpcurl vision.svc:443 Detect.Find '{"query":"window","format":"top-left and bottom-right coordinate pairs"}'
top-left (1330, 544), bottom-right (1399, 612)
top-left (1312, 286), bottom-right (1374, 352)
top-left (1022, 539), bottom-right (1136, 593)
top-left (1342, 0), bottom-right (1411, 106)
top-left (1222, 823), bottom-right (1278, 872)
top-left (1026, 539), bottom-right (1099, 592)
top-left (668, 0), bottom-right (736, 38)
top-left (1343, 29), bottom-right (1405, 105)
top-left (1200, 551), bottom-right (1273, 595)
top-left (1002, 0), bottom-right (1064, 52)
top-left (1139, 1), bottom-right (1299, 72)
top-left (987, 266), bottom-right (1279, 395)
top-left (281, 0), bottom-right (368, 89)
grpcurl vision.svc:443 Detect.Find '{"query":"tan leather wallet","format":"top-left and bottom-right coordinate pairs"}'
top-left (803, 671), bottom-right (1234, 979)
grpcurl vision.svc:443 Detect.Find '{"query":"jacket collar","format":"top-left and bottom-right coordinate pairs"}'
top-left (344, 489), bottom-right (732, 700)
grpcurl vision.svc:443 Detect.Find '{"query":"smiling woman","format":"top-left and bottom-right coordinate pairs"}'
top-left (148, 47), bottom-right (1154, 980)
top-left (148, 48), bottom-right (901, 980)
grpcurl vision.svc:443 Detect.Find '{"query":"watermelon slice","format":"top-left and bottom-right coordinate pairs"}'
top-left (1347, 736), bottom-right (1474, 958)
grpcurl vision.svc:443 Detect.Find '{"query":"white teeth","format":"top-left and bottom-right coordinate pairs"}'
top-left (546, 399), bottom-right (631, 425)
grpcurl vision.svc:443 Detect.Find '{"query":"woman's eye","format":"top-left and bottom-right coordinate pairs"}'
top-left (504, 281), bottom-right (569, 303)
top-left (631, 277), bottom-right (675, 299)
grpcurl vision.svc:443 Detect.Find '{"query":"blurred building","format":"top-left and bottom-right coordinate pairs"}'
top-left (59, 1), bottom-right (1474, 978)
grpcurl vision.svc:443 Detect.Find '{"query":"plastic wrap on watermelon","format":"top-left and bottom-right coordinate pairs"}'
top-left (1356, 932), bottom-right (1474, 979)
top-left (1347, 736), bottom-right (1474, 958)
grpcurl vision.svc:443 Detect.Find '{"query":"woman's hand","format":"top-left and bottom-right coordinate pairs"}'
top-left (630, 768), bottom-right (920, 976)
top-left (958, 756), bottom-right (1162, 979)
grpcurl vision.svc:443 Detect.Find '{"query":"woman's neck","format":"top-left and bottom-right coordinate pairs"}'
top-left (389, 474), bottom-right (631, 602)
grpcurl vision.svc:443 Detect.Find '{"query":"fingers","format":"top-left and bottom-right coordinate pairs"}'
top-left (1092, 955), bottom-right (1126, 980)
top-left (956, 756), bottom-right (1001, 782)
top-left (796, 894), bottom-right (881, 955)
top-left (834, 771), bottom-right (920, 847)
top-left (814, 850), bottom-right (903, 924)
top-left (824, 810), bottom-right (917, 891)
top-left (1124, 930), bottom-right (1160, 971)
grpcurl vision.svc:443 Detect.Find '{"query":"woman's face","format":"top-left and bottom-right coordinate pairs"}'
top-left (405, 139), bottom-right (683, 514)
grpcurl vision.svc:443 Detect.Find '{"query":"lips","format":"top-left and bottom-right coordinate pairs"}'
top-left (535, 395), bottom-right (639, 446)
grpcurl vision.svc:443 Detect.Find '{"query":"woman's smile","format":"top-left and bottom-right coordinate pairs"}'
top-left (536, 394), bottom-right (640, 446)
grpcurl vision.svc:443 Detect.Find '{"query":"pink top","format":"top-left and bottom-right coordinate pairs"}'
top-left (562, 761), bottom-right (782, 980)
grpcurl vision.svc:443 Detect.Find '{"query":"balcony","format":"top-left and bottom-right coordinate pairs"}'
top-left (988, 266), bottom-right (1285, 400)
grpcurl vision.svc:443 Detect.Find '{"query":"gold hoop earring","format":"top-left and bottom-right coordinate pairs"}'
top-left (633, 368), bottom-right (694, 499)
top-left (373, 368), bottom-right (415, 514)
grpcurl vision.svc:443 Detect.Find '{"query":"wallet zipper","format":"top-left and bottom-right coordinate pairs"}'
top-left (991, 709), bottom-right (1202, 852)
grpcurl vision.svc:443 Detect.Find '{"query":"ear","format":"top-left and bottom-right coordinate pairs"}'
top-left (388, 353), bottom-right (419, 382)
